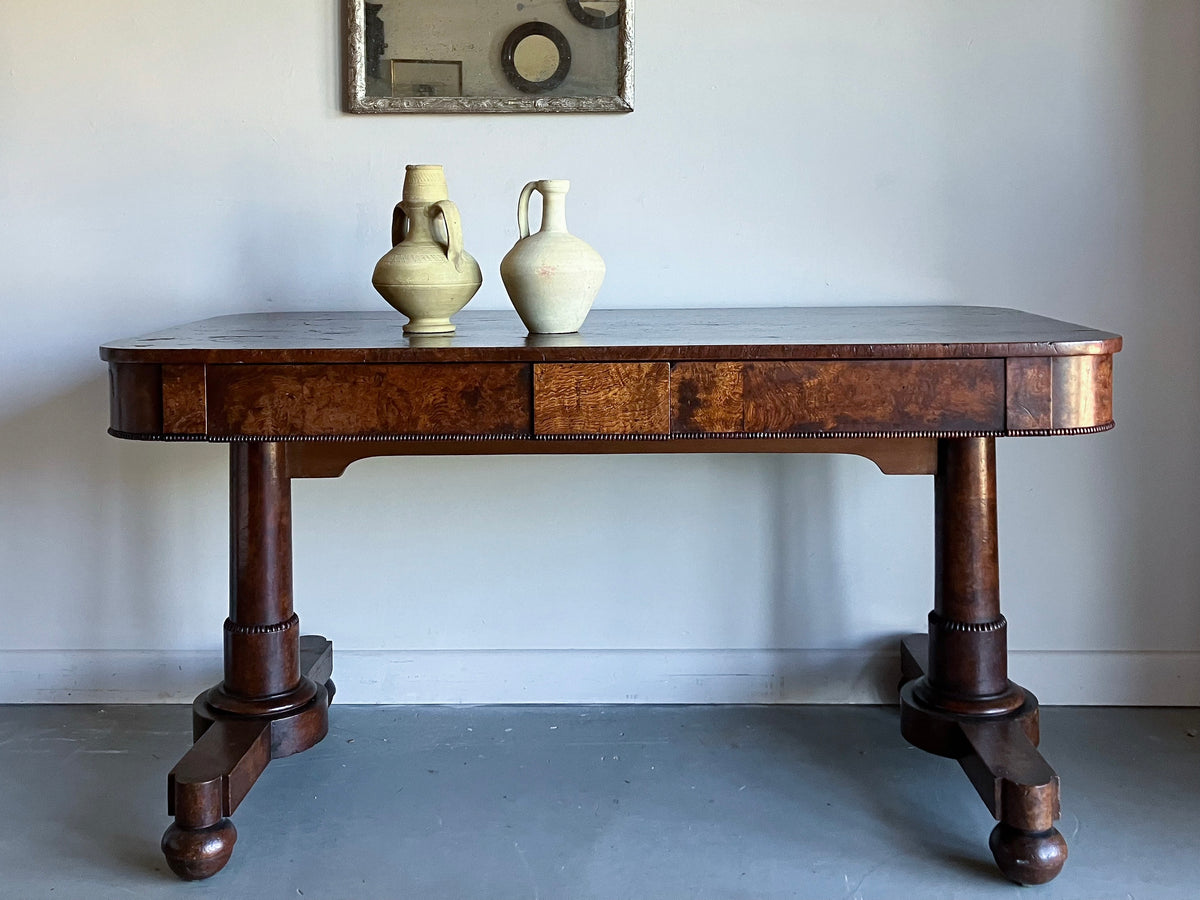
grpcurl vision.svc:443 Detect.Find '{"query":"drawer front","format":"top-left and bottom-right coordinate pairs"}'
top-left (533, 363), bottom-right (670, 435)
top-left (672, 359), bottom-right (1006, 434)
top-left (206, 364), bottom-right (532, 437)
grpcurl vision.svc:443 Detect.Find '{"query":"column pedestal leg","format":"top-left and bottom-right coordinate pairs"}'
top-left (161, 443), bottom-right (334, 880)
top-left (899, 438), bottom-right (1066, 886)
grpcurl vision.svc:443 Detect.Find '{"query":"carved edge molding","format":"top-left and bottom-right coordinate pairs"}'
top-left (109, 423), bottom-right (1115, 443)
top-left (344, 0), bottom-right (634, 114)
top-left (225, 614), bottom-right (300, 636)
top-left (929, 612), bottom-right (1007, 634)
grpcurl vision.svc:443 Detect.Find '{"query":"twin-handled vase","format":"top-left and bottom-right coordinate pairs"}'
top-left (370, 165), bottom-right (483, 335)
top-left (372, 166), bottom-right (604, 334)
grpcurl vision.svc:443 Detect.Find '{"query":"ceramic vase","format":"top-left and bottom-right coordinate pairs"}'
top-left (500, 180), bottom-right (605, 334)
top-left (372, 164), bottom-right (483, 334)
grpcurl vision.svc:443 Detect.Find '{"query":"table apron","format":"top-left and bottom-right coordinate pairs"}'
top-left (107, 355), bottom-right (1113, 441)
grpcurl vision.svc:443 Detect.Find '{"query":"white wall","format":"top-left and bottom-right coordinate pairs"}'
top-left (2, 1), bottom-right (1198, 704)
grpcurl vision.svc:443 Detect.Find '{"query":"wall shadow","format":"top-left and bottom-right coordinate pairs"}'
top-left (767, 454), bottom-right (911, 703)
top-left (0, 377), bottom-right (227, 661)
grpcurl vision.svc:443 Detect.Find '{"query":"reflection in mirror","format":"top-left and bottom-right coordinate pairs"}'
top-left (346, 0), bottom-right (633, 113)
top-left (502, 23), bottom-right (572, 94)
top-left (568, 0), bottom-right (620, 29)
top-left (514, 36), bottom-right (562, 83)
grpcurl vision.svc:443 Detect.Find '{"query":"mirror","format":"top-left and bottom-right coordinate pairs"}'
top-left (346, 0), bottom-right (633, 113)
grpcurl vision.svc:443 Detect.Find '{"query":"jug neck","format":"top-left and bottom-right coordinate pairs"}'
top-left (538, 182), bottom-right (570, 234)
top-left (402, 165), bottom-right (449, 206)
top-left (401, 201), bottom-right (445, 244)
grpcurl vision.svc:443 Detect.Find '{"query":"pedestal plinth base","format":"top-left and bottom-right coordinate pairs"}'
top-left (161, 636), bottom-right (334, 880)
top-left (899, 634), bottom-right (1066, 886)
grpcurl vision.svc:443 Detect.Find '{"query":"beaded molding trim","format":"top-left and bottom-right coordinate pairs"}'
top-left (224, 613), bottom-right (299, 635)
top-left (110, 423), bottom-right (1115, 443)
top-left (929, 612), bottom-right (1007, 634)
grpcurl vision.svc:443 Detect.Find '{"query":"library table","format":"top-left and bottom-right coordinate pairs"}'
top-left (100, 306), bottom-right (1121, 885)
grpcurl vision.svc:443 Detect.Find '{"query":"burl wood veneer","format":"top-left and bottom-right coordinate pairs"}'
top-left (101, 306), bottom-right (1121, 885)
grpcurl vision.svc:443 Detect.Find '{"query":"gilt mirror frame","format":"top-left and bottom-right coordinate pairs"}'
top-left (345, 0), bottom-right (634, 114)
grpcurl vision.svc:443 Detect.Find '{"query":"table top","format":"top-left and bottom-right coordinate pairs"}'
top-left (100, 306), bottom-right (1122, 364)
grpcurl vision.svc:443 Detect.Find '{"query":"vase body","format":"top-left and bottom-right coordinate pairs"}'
top-left (500, 180), bottom-right (605, 334)
top-left (372, 165), bottom-right (483, 334)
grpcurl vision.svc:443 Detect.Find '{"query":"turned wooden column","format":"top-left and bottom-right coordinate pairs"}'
top-left (213, 444), bottom-right (305, 702)
top-left (228, 439), bottom-right (297, 695)
top-left (163, 442), bottom-right (332, 880)
top-left (201, 442), bottom-right (316, 718)
top-left (900, 437), bottom-right (1066, 885)
top-left (914, 437), bottom-right (1024, 716)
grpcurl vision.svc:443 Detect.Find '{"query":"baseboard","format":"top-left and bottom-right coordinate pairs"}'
top-left (1, 648), bottom-right (1197, 705)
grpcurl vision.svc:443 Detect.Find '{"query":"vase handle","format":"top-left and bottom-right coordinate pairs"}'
top-left (390, 203), bottom-right (408, 247)
top-left (517, 181), bottom-right (539, 240)
top-left (432, 200), bottom-right (466, 273)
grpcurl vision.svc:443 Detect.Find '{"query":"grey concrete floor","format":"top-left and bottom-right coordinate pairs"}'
top-left (0, 705), bottom-right (1196, 899)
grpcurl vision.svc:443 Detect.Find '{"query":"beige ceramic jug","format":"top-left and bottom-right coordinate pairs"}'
top-left (372, 165), bottom-right (483, 334)
top-left (500, 180), bottom-right (605, 334)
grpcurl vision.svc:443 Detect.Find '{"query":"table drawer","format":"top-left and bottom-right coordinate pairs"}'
top-left (206, 364), bottom-right (532, 437)
top-left (671, 359), bottom-right (1005, 434)
top-left (533, 362), bottom-right (671, 435)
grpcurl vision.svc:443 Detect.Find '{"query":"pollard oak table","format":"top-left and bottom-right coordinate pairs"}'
top-left (101, 307), bottom-right (1121, 885)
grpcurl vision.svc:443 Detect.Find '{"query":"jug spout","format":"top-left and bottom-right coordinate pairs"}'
top-left (535, 180), bottom-right (570, 233)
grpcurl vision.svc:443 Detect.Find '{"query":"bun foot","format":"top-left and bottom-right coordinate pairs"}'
top-left (161, 818), bottom-right (237, 880)
top-left (989, 823), bottom-right (1067, 885)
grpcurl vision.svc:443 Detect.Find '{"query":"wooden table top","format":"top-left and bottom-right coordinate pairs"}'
top-left (100, 306), bottom-right (1122, 364)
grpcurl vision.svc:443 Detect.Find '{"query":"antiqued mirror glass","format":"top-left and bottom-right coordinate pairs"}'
top-left (346, 0), bottom-right (633, 113)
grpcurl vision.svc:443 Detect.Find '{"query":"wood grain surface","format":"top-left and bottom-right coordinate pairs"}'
top-left (285, 437), bottom-right (940, 478)
top-left (205, 363), bottom-right (532, 437)
top-left (162, 365), bottom-right (207, 434)
top-left (533, 362), bottom-right (670, 435)
top-left (104, 308), bottom-right (1120, 441)
top-left (673, 360), bottom-right (1005, 434)
top-left (100, 307), bottom-right (1122, 364)
top-left (109, 363), bottom-right (162, 434)
top-left (1006, 355), bottom-right (1113, 431)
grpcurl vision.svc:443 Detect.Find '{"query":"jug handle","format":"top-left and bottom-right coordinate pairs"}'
top-left (432, 200), bottom-right (466, 273)
top-left (390, 203), bottom-right (408, 247)
top-left (516, 181), bottom-right (539, 240)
